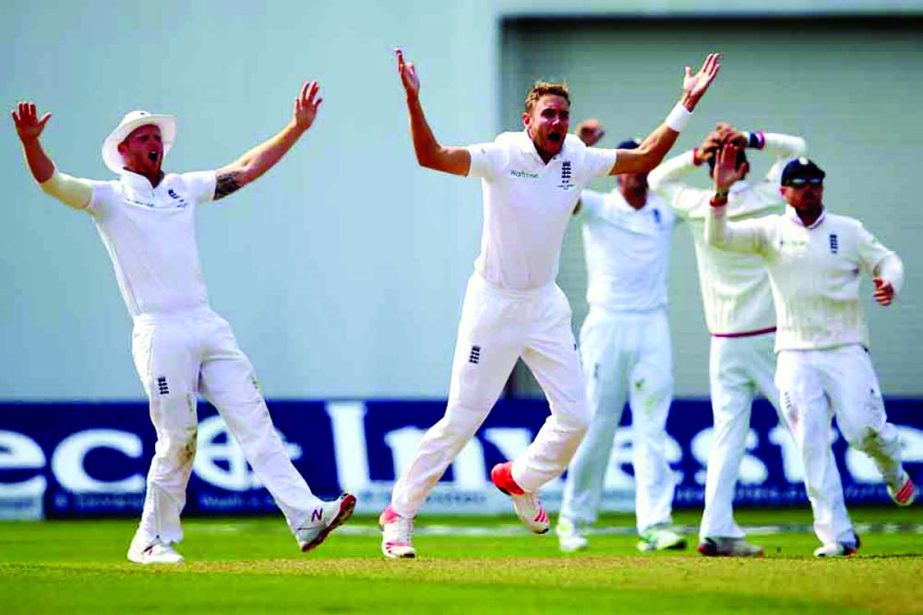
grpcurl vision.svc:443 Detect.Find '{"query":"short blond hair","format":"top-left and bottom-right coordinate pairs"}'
top-left (524, 82), bottom-right (570, 113)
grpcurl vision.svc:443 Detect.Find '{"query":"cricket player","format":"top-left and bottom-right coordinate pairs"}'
top-left (380, 48), bottom-right (721, 559)
top-left (555, 126), bottom-right (684, 554)
top-left (11, 85), bottom-right (355, 564)
top-left (706, 150), bottom-right (916, 557)
top-left (648, 124), bottom-right (846, 556)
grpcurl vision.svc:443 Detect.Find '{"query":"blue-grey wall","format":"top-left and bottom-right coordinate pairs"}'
top-left (1, 1), bottom-right (920, 400)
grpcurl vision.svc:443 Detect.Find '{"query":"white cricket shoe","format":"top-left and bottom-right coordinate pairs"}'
top-left (295, 493), bottom-right (357, 552)
top-left (379, 505), bottom-right (416, 559)
top-left (814, 534), bottom-right (860, 558)
top-left (637, 526), bottom-right (687, 552)
top-left (556, 517), bottom-right (588, 552)
top-left (697, 537), bottom-right (764, 557)
top-left (490, 461), bottom-right (550, 534)
top-left (887, 472), bottom-right (916, 507)
top-left (127, 538), bottom-right (185, 565)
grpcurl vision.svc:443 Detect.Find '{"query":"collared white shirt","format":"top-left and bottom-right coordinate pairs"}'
top-left (706, 205), bottom-right (904, 351)
top-left (87, 170), bottom-right (217, 317)
top-left (580, 188), bottom-right (674, 311)
top-left (466, 132), bottom-right (617, 291)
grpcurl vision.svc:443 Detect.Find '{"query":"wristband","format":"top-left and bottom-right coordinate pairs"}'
top-left (710, 190), bottom-right (729, 207)
top-left (746, 131), bottom-right (766, 149)
top-left (665, 103), bottom-right (693, 132)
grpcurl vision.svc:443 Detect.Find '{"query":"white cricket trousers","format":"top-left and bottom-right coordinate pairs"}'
top-left (391, 274), bottom-right (590, 518)
top-left (776, 344), bottom-right (903, 544)
top-left (701, 333), bottom-right (783, 540)
top-left (130, 307), bottom-right (322, 546)
top-left (560, 307), bottom-right (674, 534)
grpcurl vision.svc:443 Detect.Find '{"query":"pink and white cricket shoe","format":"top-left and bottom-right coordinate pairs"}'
top-left (379, 505), bottom-right (416, 559)
top-left (490, 461), bottom-right (550, 534)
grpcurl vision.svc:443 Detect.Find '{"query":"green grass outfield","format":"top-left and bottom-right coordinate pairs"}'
top-left (2, 507), bottom-right (922, 614)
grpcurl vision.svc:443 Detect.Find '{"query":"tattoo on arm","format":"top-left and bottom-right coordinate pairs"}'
top-left (214, 171), bottom-right (242, 201)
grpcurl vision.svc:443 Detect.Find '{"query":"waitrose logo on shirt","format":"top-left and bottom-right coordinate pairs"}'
top-left (510, 169), bottom-right (539, 179)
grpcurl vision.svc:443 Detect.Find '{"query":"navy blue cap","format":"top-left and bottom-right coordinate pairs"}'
top-left (617, 138), bottom-right (640, 150)
top-left (781, 157), bottom-right (826, 186)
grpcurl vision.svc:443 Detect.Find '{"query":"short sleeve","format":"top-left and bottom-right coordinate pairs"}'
top-left (584, 147), bottom-right (617, 178)
top-left (465, 142), bottom-right (506, 180)
top-left (180, 170), bottom-right (218, 205)
top-left (86, 180), bottom-right (118, 218)
top-left (578, 189), bottom-right (606, 218)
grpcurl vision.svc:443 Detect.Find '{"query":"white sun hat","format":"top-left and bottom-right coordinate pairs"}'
top-left (101, 110), bottom-right (177, 174)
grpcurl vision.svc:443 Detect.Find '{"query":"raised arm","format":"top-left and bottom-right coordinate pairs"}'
top-left (647, 129), bottom-right (722, 218)
top-left (12, 102), bottom-right (92, 210)
top-left (716, 124), bottom-right (807, 184)
top-left (212, 81), bottom-right (323, 201)
top-left (705, 145), bottom-right (771, 253)
top-left (396, 48), bottom-right (471, 176)
top-left (610, 53), bottom-right (721, 176)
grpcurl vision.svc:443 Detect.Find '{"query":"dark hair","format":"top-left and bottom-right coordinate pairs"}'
top-left (707, 146), bottom-right (749, 174)
top-left (524, 82), bottom-right (570, 113)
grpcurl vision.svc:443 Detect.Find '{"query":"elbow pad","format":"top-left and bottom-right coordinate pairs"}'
top-left (40, 170), bottom-right (93, 210)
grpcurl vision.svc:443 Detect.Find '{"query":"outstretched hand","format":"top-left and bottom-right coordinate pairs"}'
top-left (575, 119), bottom-right (605, 146)
top-left (681, 53), bottom-right (721, 111)
top-left (873, 278), bottom-right (895, 306)
top-left (395, 48), bottom-right (420, 99)
top-left (11, 102), bottom-right (51, 143)
top-left (713, 143), bottom-right (744, 192)
top-left (293, 81), bottom-right (323, 131)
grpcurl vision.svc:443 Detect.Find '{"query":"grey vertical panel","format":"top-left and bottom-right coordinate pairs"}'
top-left (503, 17), bottom-right (923, 397)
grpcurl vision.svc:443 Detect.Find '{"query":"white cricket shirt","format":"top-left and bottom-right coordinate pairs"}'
top-left (86, 170), bottom-right (217, 317)
top-left (466, 132), bottom-right (617, 291)
top-left (706, 205), bottom-right (904, 351)
top-left (648, 133), bottom-right (806, 335)
top-left (579, 189), bottom-right (675, 311)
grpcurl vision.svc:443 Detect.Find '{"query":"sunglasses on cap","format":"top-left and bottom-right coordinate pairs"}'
top-left (785, 177), bottom-right (823, 187)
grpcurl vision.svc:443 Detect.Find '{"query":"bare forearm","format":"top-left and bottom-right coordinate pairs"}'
top-left (406, 95), bottom-right (469, 175)
top-left (407, 96), bottom-right (440, 168)
top-left (213, 121), bottom-right (307, 200)
top-left (231, 121), bottom-right (306, 183)
top-left (21, 137), bottom-right (55, 183)
top-left (615, 124), bottom-right (679, 175)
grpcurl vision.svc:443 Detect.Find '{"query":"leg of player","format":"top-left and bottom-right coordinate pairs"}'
top-left (757, 343), bottom-right (854, 554)
top-left (823, 346), bottom-right (915, 508)
top-left (505, 287), bottom-right (590, 533)
top-left (698, 338), bottom-right (763, 557)
top-left (776, 349), bottom-right (860, 557)
top-left (198, 315), bottom-right (355, 553)
top-left (384, 276), bottom-right (522, 558)
top-left (127, 320), bottom-right (199, 565)
top-left (630, 313), bottom-right (684, 553)
top-left (558, 311), bottom-right (627, 552)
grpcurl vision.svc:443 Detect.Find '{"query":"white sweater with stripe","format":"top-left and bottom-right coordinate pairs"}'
top-left (648, 133), bottom-right (806, 335)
